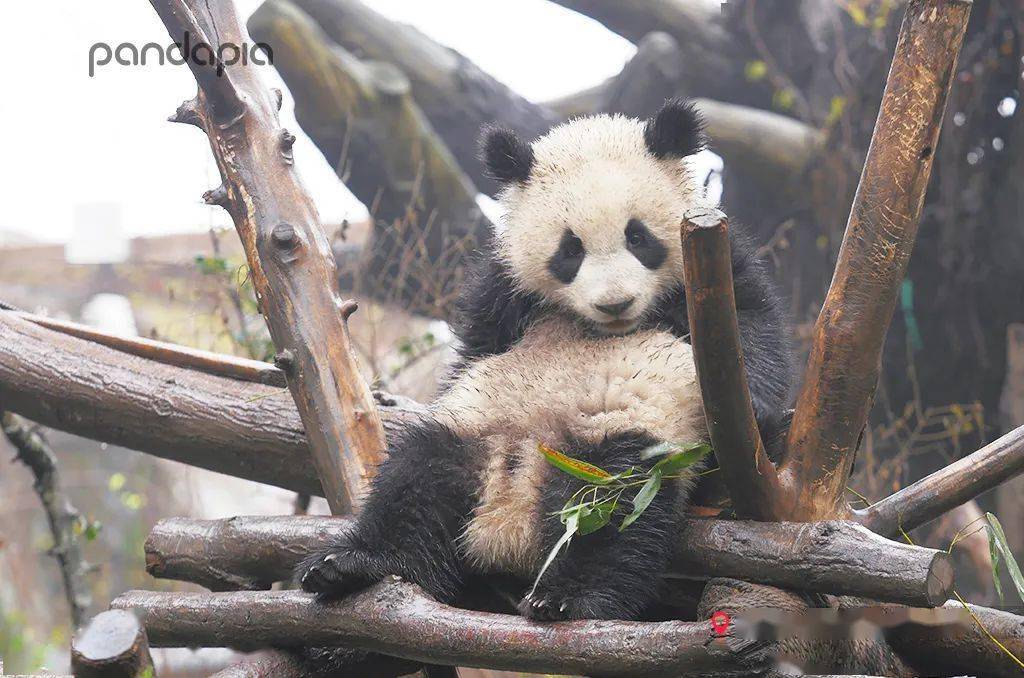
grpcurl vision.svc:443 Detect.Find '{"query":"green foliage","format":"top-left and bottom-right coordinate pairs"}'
top-left (985, 512), bottom-right (1024, 604)
top-left (529, 441), bottom-right (711, 594)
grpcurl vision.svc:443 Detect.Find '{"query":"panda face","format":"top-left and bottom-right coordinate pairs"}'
top-left (481, 102), bottom-right (709, 335)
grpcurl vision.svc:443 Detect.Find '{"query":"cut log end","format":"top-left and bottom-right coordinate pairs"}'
top-left (682, 207), bottom-right (728, 232)
top-left (71, 609), bottom-right (154, 678)
top-left (927, 553), bottom-right (956, 607)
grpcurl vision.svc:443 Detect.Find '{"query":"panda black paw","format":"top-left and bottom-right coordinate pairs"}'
top-left (297, 546), bottom-right (380, 598)
top-left (518, 588), bottom-right (624, 622)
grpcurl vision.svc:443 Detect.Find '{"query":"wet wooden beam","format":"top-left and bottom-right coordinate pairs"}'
top-left (150, 0), bottom-right (386, 514)
top-left (782, 0), bottom-right (972, 519)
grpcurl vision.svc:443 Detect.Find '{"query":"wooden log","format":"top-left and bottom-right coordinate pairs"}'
top-left (855, 423), bottom-right (1024, 537)
top-left (674, 519), bottom-right (953, 608)
top-left (71, 610), bottom-right (155, 678)
top-left (145, 515), bottom-right (354, 591)
top-left (548, 0), bottom-right (734, 101)
top-left (16, 311), bottom-right (286, 387)
top-left (149, 0), bottom-right (386, 514)
top-left (277, 0), bottom-right (559, 197)
top-left (208, 651), bottom-right (304, 678)
top-left (248, 0), bottom-right (488, 319)
top-left (144, 515), bottom-right (953, 607)
top-left (782, 0), bottom-right (972, 519)
top-left (680, 208), bottom-right (787, 521)
top-left (885, 601), bottom-right (1024, 677)
top-left (111, 584), bottom-right (756, 675)
top-left (0, 312), bottom-right (424, 497)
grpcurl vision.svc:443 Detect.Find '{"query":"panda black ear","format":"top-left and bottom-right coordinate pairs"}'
top-left (479, 125), bottom-right (534, 184)
top-left (643, 98), bottom-right (707, 159)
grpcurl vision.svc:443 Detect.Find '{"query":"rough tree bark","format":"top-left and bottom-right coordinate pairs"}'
top-left (143, 515), bottom-right (953, 607)
top-left (111, 584), bottom-right (756, 676)
top-left (0, 311), bottom-right (423, 497)
top-left (150, 0), bottom-right (385, 514)
top-left (680, 207), bottom-right (786, 520)
top-left (782, 0), bottom-right (972, 519)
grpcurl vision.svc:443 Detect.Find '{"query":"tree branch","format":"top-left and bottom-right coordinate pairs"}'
top-left (2, 410), bottom-right (91, 628)
top-left (854, 423), bottom-right (1024, 537)
top-left (782, 0), bottom-right (972, 519)
top-left (71, 610), bottom-right (154, 678)
top-left (886, 601), bottom-right (1024, 677)
top-left (16, 311), bottom-right (286, 387)
top-left (0, 312), bottom-right (423, 497)
top-left (150, 0), bottom-right (385, 514)
top-left (111, 584), bottom-right (756, 675)
top-left (681, 208), bottom-right (787, 521)
top-left (248, 0), bottom-right (489, 318)
top-left (275, 0), bottom-right (559, 196)
top-left (208, 651), bottom-right (304, 678)
top-left (144, 515), bottom-right (952, 607)
top-left (548, 0), bottom-right (734, 95)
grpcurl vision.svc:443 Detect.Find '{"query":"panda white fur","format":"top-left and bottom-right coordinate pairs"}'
top-left (298, 100), bottom-right (791, 629)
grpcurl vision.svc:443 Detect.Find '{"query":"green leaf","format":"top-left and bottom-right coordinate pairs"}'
top-left (539, 443), bottom-right (614, 484)
top-left (529, 510), bottom-right (578, 596)
top-left (652, 443), bottom-right (711, 475)
top-left (986, 513), bottom-right (1024, 604)
top-left (621, 471), bottom-right (662, 531)
top-left (578, 497), bottom-right (616, 535)
top-left (83, 520), bottom-right (103, 542)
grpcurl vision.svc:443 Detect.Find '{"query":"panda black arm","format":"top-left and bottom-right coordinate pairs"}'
top-left (728, 233), bottom-right (793, 430)
top-left (450, 238), bottom-right (541, 362)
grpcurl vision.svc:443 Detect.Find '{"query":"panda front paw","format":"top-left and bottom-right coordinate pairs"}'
top-left (297, 547), bottom-right (379, 598)
top-left (518, 587), bottom-right (627, 622)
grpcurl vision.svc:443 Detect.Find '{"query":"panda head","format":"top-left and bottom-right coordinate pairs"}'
top-left (480, 99), bottom-right (710, 335)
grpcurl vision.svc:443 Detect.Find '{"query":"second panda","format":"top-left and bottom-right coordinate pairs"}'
top-left (298, 99), bottom-right (792, 622)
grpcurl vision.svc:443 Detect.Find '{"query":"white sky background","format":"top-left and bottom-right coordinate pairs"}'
top-left (0, 1), bottom-right (638, 244)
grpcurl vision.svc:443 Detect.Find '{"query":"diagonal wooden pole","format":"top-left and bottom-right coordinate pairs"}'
top-left (780, 0), bottom-right (972, 519)
top-left (147, 0), bottom-right (385, 514)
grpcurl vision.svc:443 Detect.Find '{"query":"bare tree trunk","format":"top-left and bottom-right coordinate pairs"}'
top-left (783, 0), bottom-right (972, 519)
top-left (150, 0), bottom-right (385, 514)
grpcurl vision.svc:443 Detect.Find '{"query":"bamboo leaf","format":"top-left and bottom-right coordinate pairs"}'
top-left (652, 443), bottom-right (711, 475)
top-left (579, 497), bottom-right (616, 535)
top-left (529, 510), bottom-right (578, 596)
top-left (621, 471), bottom-right (662, 531)
top-left (539, 443), bottom-right (613, 484)
top-left (986, 513), bottom-right (1024, 604)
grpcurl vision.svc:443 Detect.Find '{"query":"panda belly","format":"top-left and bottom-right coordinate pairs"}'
top-left (432, 316), bottom-right (707, 576)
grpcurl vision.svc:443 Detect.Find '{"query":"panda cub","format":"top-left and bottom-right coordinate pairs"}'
top-left (298, 99), bottom-right (791, 622)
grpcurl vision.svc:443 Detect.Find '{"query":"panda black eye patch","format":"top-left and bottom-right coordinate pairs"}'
top-left (625, 218), bottom-right (667, 269)
top-left (547, 229), bottom-right (585, 283)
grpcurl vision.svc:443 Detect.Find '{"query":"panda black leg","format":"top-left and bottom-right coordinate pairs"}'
top-left (296, 419), bottom-right (478, 603)
top-left (520, 433), bottom-right (682, 622)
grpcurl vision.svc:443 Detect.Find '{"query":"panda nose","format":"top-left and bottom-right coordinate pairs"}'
top-left (594, 297), bottom-right (635, 317)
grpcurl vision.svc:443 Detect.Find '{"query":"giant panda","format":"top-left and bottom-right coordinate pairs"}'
top-left (297, 99), bottom-right (792, 624)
